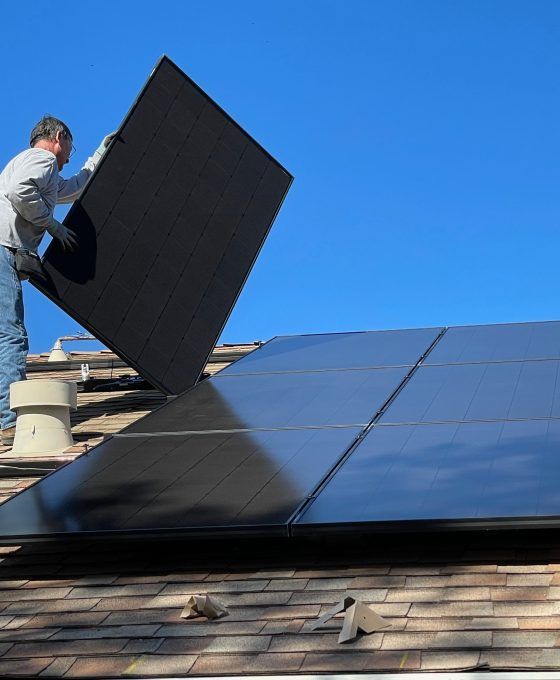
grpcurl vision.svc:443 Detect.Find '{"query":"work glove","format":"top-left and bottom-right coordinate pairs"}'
top-left (46, 219), bottom-right (78, 251)
top-left (95, 132), bottom-right (117, 156)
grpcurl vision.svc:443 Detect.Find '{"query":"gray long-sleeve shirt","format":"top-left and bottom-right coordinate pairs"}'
top-left (0, 148), bottom-right (99, 252)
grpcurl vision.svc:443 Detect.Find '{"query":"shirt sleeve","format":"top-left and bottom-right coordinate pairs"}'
top-left (4, 152), bottom-right (58, 229)
top-left (56, 151), bottom-right (102, 204)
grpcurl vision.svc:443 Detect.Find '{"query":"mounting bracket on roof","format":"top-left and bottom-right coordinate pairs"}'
top-left (311, 595), bottom-right (390, 643)
top-left (180, 594), bottom-right (228, 620)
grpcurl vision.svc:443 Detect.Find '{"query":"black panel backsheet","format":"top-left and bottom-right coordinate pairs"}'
top-left (34, 57), bottom-right (292, 395)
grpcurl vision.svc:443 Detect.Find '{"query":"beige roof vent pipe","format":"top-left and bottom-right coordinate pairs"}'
top-left (48, 333), bottom-right (96, 362)
top-left (9, 381), bottom-right (77, 456)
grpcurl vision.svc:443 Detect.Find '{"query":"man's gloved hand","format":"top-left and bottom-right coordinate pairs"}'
top-left (95, 132), bottom-right (117, 156)
top-left (46, 219), bottom-right (78, 251)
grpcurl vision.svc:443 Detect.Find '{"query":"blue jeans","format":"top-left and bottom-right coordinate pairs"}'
top-left (0, 246), bottom-right (27, 430)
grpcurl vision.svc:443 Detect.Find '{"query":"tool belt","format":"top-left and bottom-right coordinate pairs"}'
top-left (13, 248), bottom-right (47, 283)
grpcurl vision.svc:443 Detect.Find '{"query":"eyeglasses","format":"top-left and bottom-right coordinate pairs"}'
top-left (62, 132), bottom-right (76, 158)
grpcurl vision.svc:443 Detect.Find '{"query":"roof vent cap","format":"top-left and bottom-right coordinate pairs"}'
top-left (48, 333), bottom-right (96, 362)
top-left (9, 380), bottom-right (77, 456)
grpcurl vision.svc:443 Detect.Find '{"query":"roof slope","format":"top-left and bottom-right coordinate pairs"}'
top-left (0, 344), bottom-right (559, 676)
top-left (0, 533), bottom-right (558, 675)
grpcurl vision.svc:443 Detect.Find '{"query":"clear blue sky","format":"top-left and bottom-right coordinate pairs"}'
top-left (2, 1), bottom-right (560, 353)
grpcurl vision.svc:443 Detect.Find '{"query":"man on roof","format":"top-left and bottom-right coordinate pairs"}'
top-left (0, 116), bottom-right (114, 446)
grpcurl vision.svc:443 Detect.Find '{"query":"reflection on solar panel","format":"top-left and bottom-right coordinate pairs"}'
top-left (295, 321), bottom-right (560, 534)
top-left (294, 420), bottom-right (560, 528)
top-left (0, 429), bottom-right (361, 538)
top-left (34, 56), bottom-right (292, 395)
top-left (380, 361), bottom-right (560, 423)
top-left (0, 328), bottom-right (432, 540)
top-left (126, 367), bottom-right (411, 432)
top-left (3, 322), bottom-right (560, 541)
top-left (425, 321), bottom-right (560, 364)
top-left (220, 328), bottom-right (442, 374)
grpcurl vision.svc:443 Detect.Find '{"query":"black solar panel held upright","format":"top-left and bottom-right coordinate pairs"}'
top-left (34, 56), bottom-right (293, 395)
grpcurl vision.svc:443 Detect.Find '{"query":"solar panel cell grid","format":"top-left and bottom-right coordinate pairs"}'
top-left (0, 428), bottom-right (362, 538)
top-left (294, 419), bottom-right (560, 528)
top-left (126, 367), bottom-right (410, 433)
top-left (34, 56), bottom-right (292, 395)
top-left (295, 321), bottom-right (560, 533)
top-left (426, 321), bottom-right (560, 364)
top-left (220, 328), bottom-right (444, 375)
top-left (381, 359), bottom-right (560, 424)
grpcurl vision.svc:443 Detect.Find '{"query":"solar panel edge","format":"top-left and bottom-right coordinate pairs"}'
top-left (217, 327), bottom-right (447, 376)
top-left (27, 276), bottom-right (172, 394)
top-left (271, 325), bottom-right (446, 339)
top-left (161, 56), bottom-right (294, 180)
top-left (447, 319), bottom-right (560, 330)
top-left (290, 515), bottom-right (560, 536)
top-left (0, 523), bottom-right (291, 543)
top-left (189, 173), bottom-right (293, 387)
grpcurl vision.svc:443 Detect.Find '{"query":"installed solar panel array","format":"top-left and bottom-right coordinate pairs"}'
top-left (295, 322), bottom-right (560, 532)
top-left (34, 56), bottom-right (292, 395)
top-left (1, 321), bottom-right (559, 540)
top-left (0, 327), bottom-right (441, 539)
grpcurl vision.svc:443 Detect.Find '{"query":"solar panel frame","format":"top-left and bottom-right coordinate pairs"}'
top-left (33, 56), bottom-right (293, 396)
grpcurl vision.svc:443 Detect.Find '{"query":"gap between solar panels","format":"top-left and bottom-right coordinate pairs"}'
top-left (33, 56), bottom-right (293, 396)
top-left (294, 321), bottom-right (560, 534)
top-left (288, 327), bottom-right (447, 531)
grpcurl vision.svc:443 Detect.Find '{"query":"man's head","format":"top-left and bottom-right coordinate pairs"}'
top-left (30, 116), bottom-right (74, 170)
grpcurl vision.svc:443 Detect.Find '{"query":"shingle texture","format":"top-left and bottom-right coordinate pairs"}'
top-left (0, 534), bottom-right (558, 676)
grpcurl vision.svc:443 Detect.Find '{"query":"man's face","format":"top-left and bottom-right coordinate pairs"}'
top-left (54, 131), bottom-right (74, 169)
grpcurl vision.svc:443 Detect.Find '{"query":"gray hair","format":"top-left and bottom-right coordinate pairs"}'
top-left (30, 116), bottom-right (72, 147)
